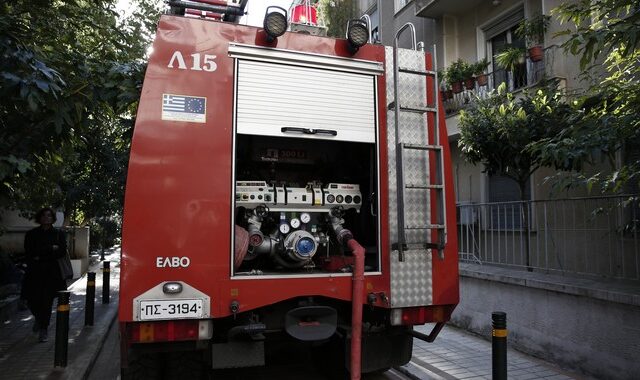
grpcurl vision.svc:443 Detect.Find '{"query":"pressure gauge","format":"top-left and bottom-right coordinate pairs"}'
top-left (290, 218), bottom-right (301, 229)
top-left (279, 223), bottom-right (291, 234)
top-left (300, 212), bottom-right (311, 224)
top-left (326, 194), bottom-right (335, 203)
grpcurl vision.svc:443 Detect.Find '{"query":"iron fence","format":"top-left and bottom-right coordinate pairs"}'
top-left (457, 195), bottom-right (640, 281)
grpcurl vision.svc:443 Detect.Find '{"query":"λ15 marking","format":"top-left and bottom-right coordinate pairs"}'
top-left (168, 51), bottom-right (217, 72)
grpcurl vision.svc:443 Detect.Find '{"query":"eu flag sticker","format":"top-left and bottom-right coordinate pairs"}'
top-left (162, 94), bottom-right (206, 123)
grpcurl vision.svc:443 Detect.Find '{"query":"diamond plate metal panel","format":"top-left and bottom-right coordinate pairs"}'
top-left (385, 46), bottom-right (434, 307)
top-left (389, 250), bottom-right (433, 307)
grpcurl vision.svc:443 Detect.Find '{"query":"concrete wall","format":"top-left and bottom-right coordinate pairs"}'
top-left (452, 268), bottom-right (640, 379)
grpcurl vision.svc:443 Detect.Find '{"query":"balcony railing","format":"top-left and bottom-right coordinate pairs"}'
top-left (442, 47), bottom-right (554, 116)
top-left (457, 195), bottom-right (640, 281)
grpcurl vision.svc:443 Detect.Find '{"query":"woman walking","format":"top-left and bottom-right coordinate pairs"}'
top-left (23, 207), bottom-right (68, 342)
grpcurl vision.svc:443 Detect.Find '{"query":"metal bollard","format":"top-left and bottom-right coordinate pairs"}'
top-left (102, 261), bottom-right (111, 304)
top-left (492, 311), bottom-right (508, 380)
top-left (54, 291), bottom-right (71, 368)
top-left (85, 272), bottom-right (96, 326)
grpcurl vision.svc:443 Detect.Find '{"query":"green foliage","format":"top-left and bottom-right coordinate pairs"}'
top-left (459, 81), bottom-right (578, 197)
top-left (89, 217), bottom-right (121, 250)
top-left (515, 14), bottom-right (551, 47)
top-left (495, 46), bottom-right (526, 72)
top-left (532, 0), bottom-right (640, 193)
top-left (318, 0), bottom-right (357, 38)
top-left (471, 58), bottom-right (490, 76)
top-left (0, 0), bottom-right (163, 234)
top-left (444, 59), bottom-right (472, 86)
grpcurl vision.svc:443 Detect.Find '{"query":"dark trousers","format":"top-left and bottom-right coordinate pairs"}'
top-left (28, 290), bottom-right (56, 329)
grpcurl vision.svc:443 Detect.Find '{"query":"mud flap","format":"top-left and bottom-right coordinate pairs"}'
top-left (346, 326), bottom-right (412, 373)
top-left (211, 341), bottom-right (265, 369)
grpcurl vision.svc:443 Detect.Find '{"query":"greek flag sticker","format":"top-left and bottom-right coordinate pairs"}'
top-left (162, 94), bottom-right (206, 123)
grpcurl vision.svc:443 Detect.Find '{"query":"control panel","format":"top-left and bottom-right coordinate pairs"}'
top-left (236, 181), bottom-right (362, 212)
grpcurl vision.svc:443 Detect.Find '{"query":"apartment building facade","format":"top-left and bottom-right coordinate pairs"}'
top-left (356, 1), bottom-right (640, 378)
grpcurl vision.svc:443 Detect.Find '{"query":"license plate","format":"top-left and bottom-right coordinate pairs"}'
top-left (139, 299), bottom-right (203, 320)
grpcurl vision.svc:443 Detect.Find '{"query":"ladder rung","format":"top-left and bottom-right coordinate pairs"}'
top-left (400, 105), bottom-right (437, 113)
top-left (406, 224), bottom-right (446, 230)
top-left (387, 101), bottom-right (437, 113)
top-left (392, 242), bottom-right (444, 251)
top-left (406, 184), bottom-right (444, 190)
top-left (398, 67), bottom-right (437, 76)
top-left (403, 143), bottom-right (442, 151)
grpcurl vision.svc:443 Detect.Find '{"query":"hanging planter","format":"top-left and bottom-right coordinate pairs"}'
top-left (476, 73), bottom-right (488, 86)
top-left (452, 81), bottom-right (463, 94)
top-left (495, 46), bottom-right (527, 72)
top-left (528, 45), bottom-right (544, 62)
top-left (472, 58), bottom-right (490, 87)
top-left (516, 15), bottom-right (550, 64)
top-left (445, 89), bottom-right (453, 99)
top-left (464, 78), bottom-right (475, 90)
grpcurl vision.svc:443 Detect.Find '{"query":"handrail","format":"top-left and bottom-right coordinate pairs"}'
top-left (393, 22), bottom-right (417, 51)
top-left (360, 14), bottom-right (372, 43)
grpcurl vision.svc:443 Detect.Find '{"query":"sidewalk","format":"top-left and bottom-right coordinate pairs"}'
top-left (401, 323), bottom-right (587, 380)
top-left (0, 249), bottom-right (120, 380)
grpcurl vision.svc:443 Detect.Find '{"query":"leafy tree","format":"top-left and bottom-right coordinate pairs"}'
top-left (318, 0), bottom-right (357, 38)
top-left (459, 82), bottom-right (578, 268)
top-left (530, 0), bottom-right (640, 193)
top-left (1, 0), bottom-right (162, 238)
top-left (459, 82), bottom-right (577, 198)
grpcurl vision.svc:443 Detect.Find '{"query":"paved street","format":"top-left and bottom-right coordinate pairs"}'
top-left (1, 247), bottom-right (585, 380)
top-left (89, 320), bottom-right (583, 380)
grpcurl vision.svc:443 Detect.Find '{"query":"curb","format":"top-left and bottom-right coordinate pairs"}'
top-left (52, 300), bottom-right (118, 380)
top-left (0, 294), bottom-right (20, 322)
top-left (47, 266), bottom-right (120, 379)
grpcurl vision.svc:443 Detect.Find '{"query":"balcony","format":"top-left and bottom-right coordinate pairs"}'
top-left (442, 48), bottom-right (556, 117)
top-left (415, 0), bottom-right (484, 18)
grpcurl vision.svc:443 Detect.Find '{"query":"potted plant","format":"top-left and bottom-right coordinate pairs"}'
top-left (445, 59), bottom-right (466, 94)
top-left (437, 69), bottom-right (448, 100)
top-left (472, 58), bottom-right (490, 87)
top-left (495, 46), bottom-right (526, 72)
top-left (461, 61), bottom-right (476, 90)
top-left (515, 15), bottom-right (550, 62)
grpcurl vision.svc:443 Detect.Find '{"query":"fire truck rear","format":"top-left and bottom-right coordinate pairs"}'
top-left (119, 1), bottom-right (459, 378)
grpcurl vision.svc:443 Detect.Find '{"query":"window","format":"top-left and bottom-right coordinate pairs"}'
top-left (488, 173), bottom-right (531, 229)
top-left (394, 0), bottom-right (411, 13)
top-left (489, 27), bottom-right (527, 90)
top-left (483, 7), bottom-right (527, 91)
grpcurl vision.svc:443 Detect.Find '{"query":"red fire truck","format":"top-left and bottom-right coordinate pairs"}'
top-left (119, 1), bottom-right (459, 378)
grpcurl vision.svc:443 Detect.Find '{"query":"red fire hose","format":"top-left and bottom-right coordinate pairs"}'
top-left (347, 238), bottom-right (365, 380)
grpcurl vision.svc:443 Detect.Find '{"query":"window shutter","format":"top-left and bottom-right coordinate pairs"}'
top-left (483, 7), bottom-right (525, 40)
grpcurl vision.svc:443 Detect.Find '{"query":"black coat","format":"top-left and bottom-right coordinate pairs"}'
top-left (23, 226), bottom-right (67, 300)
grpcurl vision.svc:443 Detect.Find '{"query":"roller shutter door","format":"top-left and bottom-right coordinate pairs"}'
top-left (236, 60), bottom-right (376, 143)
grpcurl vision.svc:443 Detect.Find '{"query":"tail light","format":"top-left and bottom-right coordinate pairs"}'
top-left (390, 306), bottom-right (450, 326)
top-left (129, 320), bottom-right (213, 343)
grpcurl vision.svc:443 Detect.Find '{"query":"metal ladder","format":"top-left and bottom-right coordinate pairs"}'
top-left (390, 23), bottom-right (447, 261)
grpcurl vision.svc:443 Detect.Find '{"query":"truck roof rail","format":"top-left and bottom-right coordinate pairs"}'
top-left (168, 0), bottom-right (247, 23)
